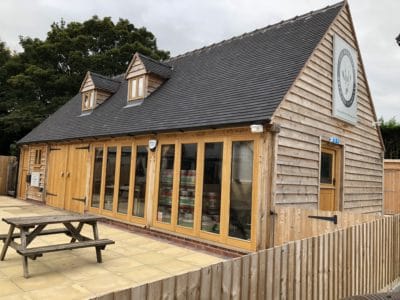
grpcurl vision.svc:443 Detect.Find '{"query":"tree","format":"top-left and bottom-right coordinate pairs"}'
top-left (380, 117), bottom-right (400, 159)
top-left (0, 16), bottom-right (169, 155)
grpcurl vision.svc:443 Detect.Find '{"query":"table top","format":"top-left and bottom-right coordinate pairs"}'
top-left (2, 214), bottom-right (103, 227)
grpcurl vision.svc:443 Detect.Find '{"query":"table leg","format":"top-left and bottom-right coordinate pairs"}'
top-left (20, 228), bottom-right (29, 278)
top-left (92, 222), bottom-right (102, 263)
top-left (0, 224), bottom-right (15, 261)
top-left (70, 222), bottom-right (84, 243)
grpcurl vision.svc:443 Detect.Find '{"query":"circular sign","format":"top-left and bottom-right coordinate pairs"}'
top-left (337, 48), bottom-right (356, 107)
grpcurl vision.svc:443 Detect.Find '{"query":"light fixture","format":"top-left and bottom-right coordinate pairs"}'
top-left (148, 139), bottom-right (157, 151)
top-left (250, 124), bottom-right (264, 133)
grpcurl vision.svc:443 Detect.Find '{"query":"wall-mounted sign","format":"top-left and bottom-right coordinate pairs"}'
top-left (332, 34), bottom-right (358, 124)
top-left (329, 137), bottom-right (340, 144)
top-left (30, 172), bottom-right (40, 187)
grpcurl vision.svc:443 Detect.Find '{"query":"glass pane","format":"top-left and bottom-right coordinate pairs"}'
top-left (157, 145), bottom-right (175, 223)
top-left (103, 147), bottom-right (117, 211)
top-left (320, 152), bottom-right (333, 184)
top-left (138, 77), bottom-right (144, 97)
top-left (84, 94), bottom-right (90, 109)
top-left (201, 142), bottom-right (223, 234)
top-left (178, 144), bottom-right (197, 228)
top-left (131, 79), bottom-right (137, 98)
top-left (229, 141), bottom-right (254, 240)
top-left (89, 91), bottom-right (95, 107)
top-left (133, 145), bottom-right (148, 218)
top-left (117, 146), bottom-right (131, 214)
top-left (91, 147), bottom-right (103, 208)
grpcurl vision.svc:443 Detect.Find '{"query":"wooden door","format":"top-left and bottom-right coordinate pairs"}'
top-left (64, 145), bottom-right (89, 214)
top-left (18, 148), bottom-right (30, 199)
top-left (46, 145), bottom-right (68, 208)
top-left (319, 147), bottom-right (340, 211)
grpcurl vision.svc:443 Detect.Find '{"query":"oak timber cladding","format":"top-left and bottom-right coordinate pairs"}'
top-left (272, 5), bottom-right (383, 213)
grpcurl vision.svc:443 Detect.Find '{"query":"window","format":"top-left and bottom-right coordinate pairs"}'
top-left (103, 147), bottom-right (117, 211)
top-left (320, 152), bottom-right (333, 184)
top-left (34, 149), bottom-right (42, 165)
top-left (229, 141), bottom-right (254, 240)
top-left (178, 144), bottom-right (197, 228)
top-left (201, 142), bottom-right (223, 234)
top-left (91, 147), bottom-right (104, 208)
top-left (129, 76), bottom-right (145, 100)
top-left (157, 145), bottom-right (175, 223)
top-left (82, 90), bottom-right (95, 110)
top-left (133, 145), bottom-right (148, 218)
top-left (117, 146), bottom-right (132, 214)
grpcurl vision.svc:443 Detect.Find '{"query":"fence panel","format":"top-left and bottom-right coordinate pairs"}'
top-left (93, 215), bottom-right (400, 300)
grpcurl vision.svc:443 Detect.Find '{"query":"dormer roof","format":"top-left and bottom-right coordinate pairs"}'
top-left (137, 53), bottom-right (172, 78)
top-left (125, 53), bottom-right (172, 79)
top-left (80, 71), bottom-right (121, 94)
top-left (90, 72), bottom-right (121, 93)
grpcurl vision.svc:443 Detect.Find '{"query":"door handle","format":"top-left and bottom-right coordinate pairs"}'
top-left (66, 172), bottom-right (70, 177)
top-left (61, 172), bottom-right (64, 177)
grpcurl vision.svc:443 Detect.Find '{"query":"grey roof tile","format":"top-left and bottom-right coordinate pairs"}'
top-left (18, 2), bottom-right (343, 144)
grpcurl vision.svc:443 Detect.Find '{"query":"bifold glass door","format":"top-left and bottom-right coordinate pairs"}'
top-left (154, 138), bottom-right (256, 249)
top-left (90, 143), bottom-right (148, 222)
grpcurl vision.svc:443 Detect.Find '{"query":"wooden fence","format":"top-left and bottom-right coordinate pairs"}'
top-left (273, 207), bottom-right (381, 246)
top-left (0, 156), bottom-right (17, 195)
top-left (384, 160), bottom-right (400, 214)
top-left (94, 215), bottom-right (400, 300)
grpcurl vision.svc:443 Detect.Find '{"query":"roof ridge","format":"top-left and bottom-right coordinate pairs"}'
top-left (90, 71), bottom-right (121, 83)
top-left (166, 1), bottom-right (344, 63)
top-left (138, 53), bottom-right (172, 69)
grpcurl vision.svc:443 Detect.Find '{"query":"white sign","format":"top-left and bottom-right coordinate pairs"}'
top-left (332, 34), bottom-right (358, 124)
top-left (30, 172), bottom-right (40, 187)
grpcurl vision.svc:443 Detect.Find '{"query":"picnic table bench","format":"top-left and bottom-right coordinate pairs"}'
top-left (0, 214), bottom-right (114, 278)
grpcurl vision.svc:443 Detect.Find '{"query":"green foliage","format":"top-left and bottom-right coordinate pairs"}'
top-left (0, 16), bottom-right (169, 155)
top-left (380, 117), bottom-right (400, 159)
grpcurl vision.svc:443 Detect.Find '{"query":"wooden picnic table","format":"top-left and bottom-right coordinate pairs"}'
top-left (0, 214), bottom-right (114, 278)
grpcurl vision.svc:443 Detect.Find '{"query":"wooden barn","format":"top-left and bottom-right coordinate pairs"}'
top-left (16, 1), bottom-right (384, 252)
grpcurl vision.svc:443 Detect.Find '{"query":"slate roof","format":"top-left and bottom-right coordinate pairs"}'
top-left (19, 2), bottom-right (344, 144)
top-left (137, 53), bottom-right (172, 78)
top-left (90, 72), bottom-right (121, 93)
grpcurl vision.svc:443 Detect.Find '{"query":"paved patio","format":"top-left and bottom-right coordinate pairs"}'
top-left (0, 197), bottom-right (225, 299)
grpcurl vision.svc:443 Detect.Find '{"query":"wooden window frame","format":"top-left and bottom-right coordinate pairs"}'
top-left (128, 75), bottom-right (146, 101)
top-left (82, 90), bottom-right (96, 111)
top-left (33, 149), bottom-right (42, 166)
top-left (88, 139), bottom-right (149, 225)
top-left (86, 129), bottom-right (259, 251)
top-left (152, 133), bottom-right (259, 251)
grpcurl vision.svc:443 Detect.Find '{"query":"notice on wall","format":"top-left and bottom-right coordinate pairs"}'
top-left (332, 34), bottom-right (358, 124)
top-left (30, 172), bottom-right (40, 187)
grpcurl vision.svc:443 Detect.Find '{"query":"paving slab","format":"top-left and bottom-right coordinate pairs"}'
top-left (0, 196), bottom-right (226, 299)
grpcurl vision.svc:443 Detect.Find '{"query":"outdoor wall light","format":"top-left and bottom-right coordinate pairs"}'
top-left (148, 139), bottom-right (157, 151)
top-left (250, 124), bottom-right (264, 133)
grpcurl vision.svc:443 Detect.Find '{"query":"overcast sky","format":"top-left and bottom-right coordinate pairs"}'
top-left (0, 0), bottom-right (399, 120)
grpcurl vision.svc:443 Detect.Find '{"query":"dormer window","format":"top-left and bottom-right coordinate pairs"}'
top-left (82, 90), bottom-right (95, 111)
top-left (129, 76), bottom-right (145, 101)
top-left (125, 52), bottom-right (172, 104)
top-left (79, 71), bottom-right (121, 113)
